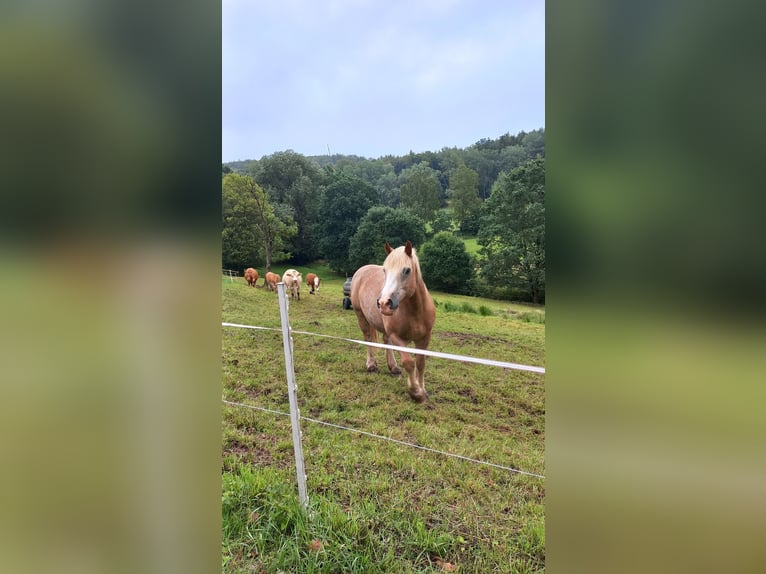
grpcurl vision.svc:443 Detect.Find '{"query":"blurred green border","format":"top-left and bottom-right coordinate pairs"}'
top-left (0, 2), bottom-right (221, 573)
top-left (548, 1), bottom-right (766, 572)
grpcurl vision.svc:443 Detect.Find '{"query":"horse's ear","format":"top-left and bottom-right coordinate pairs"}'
top-left (405, 240), bottom-right (412, 256)
top-left (385, 242), bottom-right (392, 254)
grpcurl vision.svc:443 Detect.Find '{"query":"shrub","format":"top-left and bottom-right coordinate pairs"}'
top-left (348, 206), bottom-right (427, 269)
top-left (419, 231), bottom-right (475, 295)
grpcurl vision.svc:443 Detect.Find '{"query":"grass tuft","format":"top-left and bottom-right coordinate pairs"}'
top-left (460, 302), bottom-right (477, 314)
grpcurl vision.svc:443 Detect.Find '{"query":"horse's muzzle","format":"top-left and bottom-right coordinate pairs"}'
top-left (377, 296), bottom-right (398, 316)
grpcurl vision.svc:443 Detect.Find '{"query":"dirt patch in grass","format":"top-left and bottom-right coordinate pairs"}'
top-left (457, 387), bottom-right (479, 404)
top-left (223, 434), bottom-right (279, 466)
top-left (439, 331), bottom-right (510, 345)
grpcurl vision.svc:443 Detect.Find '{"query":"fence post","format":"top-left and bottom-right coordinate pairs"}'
top-left (276, 282), bottom-right (309, 510)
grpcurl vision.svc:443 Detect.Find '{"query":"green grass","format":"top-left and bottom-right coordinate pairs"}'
top-left (222, 265), bottom-right (545, 573)
top-left (461, 236), bottom-right (480, 256)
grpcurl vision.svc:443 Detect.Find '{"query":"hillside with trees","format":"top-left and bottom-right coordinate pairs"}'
top-left (223, 128), bottom-right (544, 303)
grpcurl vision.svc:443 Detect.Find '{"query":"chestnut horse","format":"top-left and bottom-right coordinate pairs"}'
top-left (306, 272), bottom-right (321, 294)
top-left (244, 267), bottom-right (259, 287)
top-left (264, 271), bottom-right (280, 292)
top-left (350, 241), bottom-right (435, 402)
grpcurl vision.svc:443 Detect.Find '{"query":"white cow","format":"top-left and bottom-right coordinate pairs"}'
top-left (282, 269), bottom-right (302, 300)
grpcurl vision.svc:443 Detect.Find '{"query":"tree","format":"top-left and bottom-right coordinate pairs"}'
top-left (222, 173), bottom-right (297, 272)
top-left (348, 207), bottom-right (426, 271)
top-left (447, 164), bottom-right (482, 234)
top-left (222, 187), bottom-right (259, 270)
top-left (375, 169), bottom-right (402, 208)
top-left (462, 147), bottom-right (499, 200)
top-left (521, 128), bottom-right (546, 159)
top-left (477, 157), bottom-right (545, 303)
top-left (419, 232), bottom-right (475, 294)
top-left (338, 157), bottom-right (390, 186)
top-left (317, 172), bottom-right (379, 275)
top-left (254, 151), bottom-right (326, 263)
top-left (430, 209), bottom-right (454, 235)
top-left (399, 162), bottom-right (441, 222)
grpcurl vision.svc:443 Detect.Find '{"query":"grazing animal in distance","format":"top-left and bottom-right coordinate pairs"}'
top-left (244, 268), bottom-right (259, 287)
top-left (350, 241), bottom-right (435, 403)
top-left (306, 273), bottom-right (321, 294)
top-left (282, 269), bottom-right (302, 300)
top-left (264, 271), bottom-right (280, 292)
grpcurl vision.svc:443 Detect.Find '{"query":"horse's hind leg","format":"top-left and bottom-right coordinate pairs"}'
top-left (382, 334), bottom-right (401, 375)
top-left (365, 329), bottom-right (380, 372)
top-left (410, 335), bottom-right (432, 402)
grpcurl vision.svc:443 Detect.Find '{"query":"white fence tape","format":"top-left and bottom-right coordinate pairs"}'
top-left (222, 321), bottom-right (545, 374)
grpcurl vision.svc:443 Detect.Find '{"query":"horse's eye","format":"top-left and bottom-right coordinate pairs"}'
top-left (403, 267), bottom-right (411, 276)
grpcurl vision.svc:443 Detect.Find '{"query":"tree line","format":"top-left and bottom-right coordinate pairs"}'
top-left (223, 128), bottom-right (544, 303)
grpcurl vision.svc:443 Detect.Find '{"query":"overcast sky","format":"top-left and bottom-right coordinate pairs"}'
top-left (222, 0), bottom-right (544, 162)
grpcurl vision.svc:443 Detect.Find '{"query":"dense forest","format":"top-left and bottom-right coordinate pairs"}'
top-left (223, 128), bottom-right (544, 303)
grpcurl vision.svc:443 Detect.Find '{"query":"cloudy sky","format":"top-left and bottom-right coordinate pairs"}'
top-left (222, 0), bottom-right (544, 161)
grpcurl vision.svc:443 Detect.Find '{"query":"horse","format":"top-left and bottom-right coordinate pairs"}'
top-left (244, 267), bottom-right (259, 287)
top-left (282, 269), bottom-right (302, 300)
top-left (306, 272), bottom-right (321, 294)
top-left (350, 241), bottom-right (436, 403)
top-left (264, 271), bottom-right (280, 292)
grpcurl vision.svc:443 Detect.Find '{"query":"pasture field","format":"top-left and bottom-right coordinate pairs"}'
top-left (222, 265), bottom-right (545, 573)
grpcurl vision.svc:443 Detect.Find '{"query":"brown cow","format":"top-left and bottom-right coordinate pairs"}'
top-left (244, 267), bottom-right (259, 287)
top-left (306, 272), bottom-right (321, 294)
top-left (264, 271), bottom-right (280, 292)
top-left (282, 269), bottom-right (302, 300)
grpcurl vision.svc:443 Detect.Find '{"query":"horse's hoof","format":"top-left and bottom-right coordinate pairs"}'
top-left (409, 389), bottom-right (428, 403)
top-left (389, 366), bottom-right (402, 375)
top-left (367, 365), bottom-right (379, 373)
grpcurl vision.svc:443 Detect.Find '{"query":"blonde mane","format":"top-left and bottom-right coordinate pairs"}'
top-left (383, 244), bottom-right (422, 278)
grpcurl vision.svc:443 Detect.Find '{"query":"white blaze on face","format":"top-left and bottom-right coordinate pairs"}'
top-left (379, 270), bottom-right (399, 306)
top-left (379, 258), bottom-right (409, 315)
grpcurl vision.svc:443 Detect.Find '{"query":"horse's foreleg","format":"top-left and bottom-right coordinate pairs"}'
top-left (389, 335), bottom-right (426, 403)
top-left (382, 334), bottom-right (401, 374)
top-left (414, 351), bottom-right (428, 401)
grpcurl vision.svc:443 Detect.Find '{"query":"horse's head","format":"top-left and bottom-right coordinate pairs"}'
top-left (377, 240), bottom-right (419, 316)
